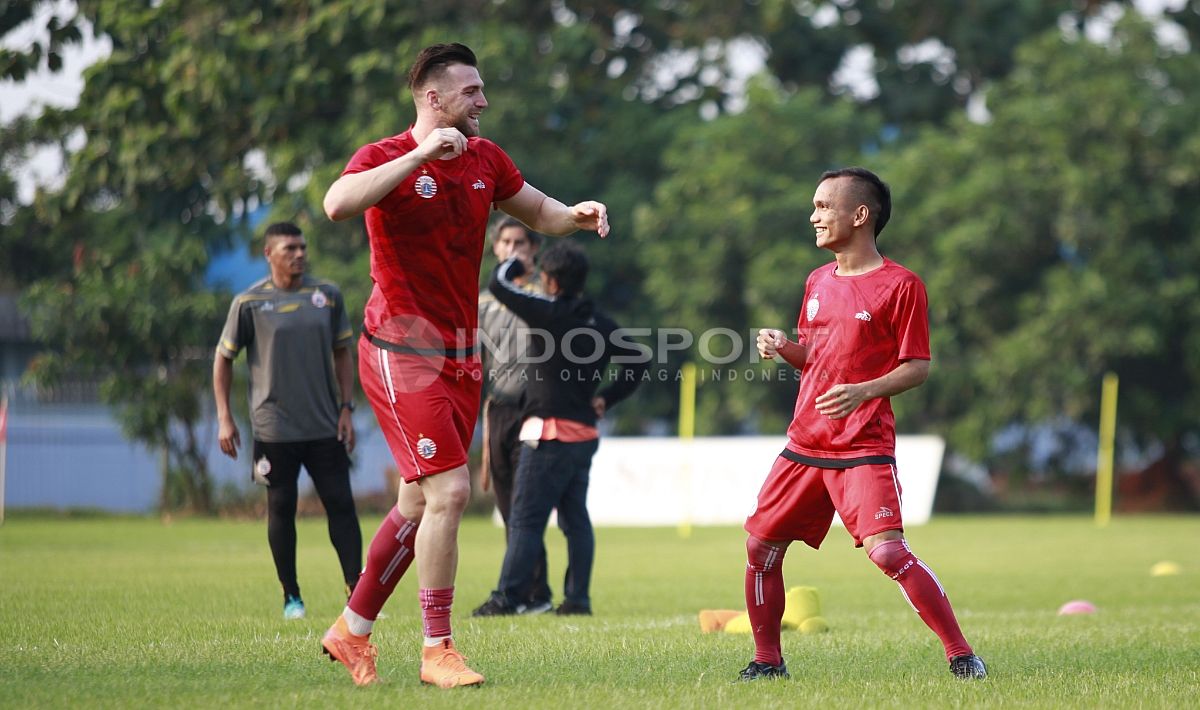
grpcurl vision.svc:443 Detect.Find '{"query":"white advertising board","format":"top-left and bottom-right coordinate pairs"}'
top-left (580, 435), bottom-right (945, 527)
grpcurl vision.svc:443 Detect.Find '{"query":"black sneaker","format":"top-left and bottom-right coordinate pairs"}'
top-left (471, 593), bottom-right (518, 617)
top-left (949, 654), bottom-right (988, 679)
top-left (737, 660), bottom-right (789, 682)
top-left (555, 601), bottom-right (592, 616)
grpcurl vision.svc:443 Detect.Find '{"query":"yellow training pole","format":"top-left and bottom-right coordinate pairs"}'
top-left (678, 363), bottom-right (697, 538)
top-left (1094, 372), bottom-right (1119, 527)
top-left (679, 362), bottom-right (696, 441)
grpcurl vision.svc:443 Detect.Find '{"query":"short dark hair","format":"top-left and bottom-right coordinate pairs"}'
top-left (490, 216), bottom-right (543, 249)
top-left (263, 221), bottom-right (303, 242)
top-left (538, 241), bottom-right (589, 297)
top-left (408, 43), bottom-right (478, 91)
top-left (818, 167), bottom-right (892, 237)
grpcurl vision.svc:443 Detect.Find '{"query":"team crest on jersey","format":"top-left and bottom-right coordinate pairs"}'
top-left (311, 290), bottom-right (327, 308)
top-left (416, 437), bottom-right (438, 460)
top-left (806, 294), bottom-right (820, 322)
top-left (415, 175), bottom-right (438, 199)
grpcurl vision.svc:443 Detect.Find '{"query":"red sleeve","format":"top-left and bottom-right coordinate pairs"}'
top-left (486, 142), bottom-right (524, 202)
top-left (342, 142), bottom-right (389, 176)
top-left (891, 276), bottom-right (931, 361)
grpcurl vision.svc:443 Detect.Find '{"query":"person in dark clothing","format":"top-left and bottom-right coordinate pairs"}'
top-left (474, 216), bottom-right (552, 615)
top-left (472, 241), bottom-right (647, 616)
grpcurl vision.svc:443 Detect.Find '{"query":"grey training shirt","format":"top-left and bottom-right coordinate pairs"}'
top-left (217, 275), bottom-right (353, 442)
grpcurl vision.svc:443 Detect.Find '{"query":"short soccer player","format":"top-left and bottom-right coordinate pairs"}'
top-left (739, 167), bottom-right (987, 682)
top-left (319, 43), bottom-right (609, 688)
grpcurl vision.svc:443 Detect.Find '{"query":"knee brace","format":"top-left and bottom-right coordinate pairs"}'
top-left (868, 539), bottom-right (917, 580)
top-left (746, 535), bottom-right (786, 574)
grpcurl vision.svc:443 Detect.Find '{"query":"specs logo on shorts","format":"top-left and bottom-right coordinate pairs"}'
top-left (416, 437), bottom-right (438, 460)
top-left (806, 294), bottom-right (820, 322)
top-left (874, 506), bottom-right (894, 520)
top-left (471, 179), bottom-right (486, 190)
top-left (415, 175), bottom-right (438, 199)
top-left (855, 310), bottom-right (872, 321)
top-left (311, 290), bottom-right (327, 308)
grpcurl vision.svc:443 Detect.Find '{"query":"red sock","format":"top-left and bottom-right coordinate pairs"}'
top-left (745, 535), bottom-right (788, 666)
top-left (420, 587), bottom-right (454, 640)
top-left (347, 507), bottom-right (417, 621)
top-left (869, 539), bottom-right (973, 660)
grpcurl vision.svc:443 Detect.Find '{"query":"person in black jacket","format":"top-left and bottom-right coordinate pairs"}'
top-left (472, 241), bottom-right (647, 616)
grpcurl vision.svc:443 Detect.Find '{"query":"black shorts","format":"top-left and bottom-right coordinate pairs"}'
top-left (251, 438), bottom-right (350, 488)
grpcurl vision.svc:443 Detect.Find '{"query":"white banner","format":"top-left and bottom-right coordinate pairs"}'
top-left (583, 435), bottom-right (945, 527)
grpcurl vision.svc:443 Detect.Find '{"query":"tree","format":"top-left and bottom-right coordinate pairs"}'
top-left (21, 229), bottom-right (226, 511)
top-left (1, 0), bottom-right (720, 508)
top-left (0, 0), bottom-right (82, 80)
top-left (880, 17), bottom-right (1200, 503)
top-left (633, 80), bottom-right (882, 433)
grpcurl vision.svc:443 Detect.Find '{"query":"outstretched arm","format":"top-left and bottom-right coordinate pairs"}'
top-left (496, 183), bottom-right (609, 238)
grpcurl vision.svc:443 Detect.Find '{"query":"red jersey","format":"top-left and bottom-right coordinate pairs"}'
top-left (343, 130), bottom-right (524, 346)
top-left (785, 258), bottom-right (930, 460)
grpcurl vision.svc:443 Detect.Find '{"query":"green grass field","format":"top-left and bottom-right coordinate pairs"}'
top-left (1, 513), bottom-right (1197, 708)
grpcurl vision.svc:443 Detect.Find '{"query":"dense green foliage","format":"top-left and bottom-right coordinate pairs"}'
top-left (1, 514), bottom-right (1198, 706)
top-left (4, 1), bottom-right (1200, 509)
top-left (882, 18), bottom-right (1200, 468)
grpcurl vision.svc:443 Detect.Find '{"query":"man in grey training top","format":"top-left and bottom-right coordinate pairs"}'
top-left (213, 221), bottom-right (363, 620)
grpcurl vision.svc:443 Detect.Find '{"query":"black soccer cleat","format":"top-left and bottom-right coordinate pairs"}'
top-left (737, 660), bottom-right (790, 682)
top-left (471, 593), bottom-right (519, 617)
top-left (949, 654), bottom-right (988, 679)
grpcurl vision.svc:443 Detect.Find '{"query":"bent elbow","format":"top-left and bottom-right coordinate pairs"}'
top-left (323, 195), bottom-right (349, 222)
top-left (912, 360), bottom-right (931, 385)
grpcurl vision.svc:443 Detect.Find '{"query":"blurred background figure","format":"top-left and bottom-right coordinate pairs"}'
top-left (212, 221), bottom-right (362, 621)
top-left (477, 216), bottom-right (553, 615)
top-left (473, 241), bottom-right (646, 617)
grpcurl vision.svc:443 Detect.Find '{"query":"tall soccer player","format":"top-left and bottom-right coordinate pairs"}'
top-left (319, 43), bottom-right (609, 688)
top-left (739, 167), bottom-right (986, 681)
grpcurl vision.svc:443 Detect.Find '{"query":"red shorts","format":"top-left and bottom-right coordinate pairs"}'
top-left (358, 335), bottom-right (483, 483)
top-left (744, 456), bottom-right (904, 548)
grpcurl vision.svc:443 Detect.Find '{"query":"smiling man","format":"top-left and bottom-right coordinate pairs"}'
top-left (318, 43), bottom-right (610, 689)
top-left (740, 167), bottom-right (987, 682)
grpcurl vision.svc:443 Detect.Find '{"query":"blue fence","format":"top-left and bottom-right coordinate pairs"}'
top-left (3, 401), bottom-right (397, 513)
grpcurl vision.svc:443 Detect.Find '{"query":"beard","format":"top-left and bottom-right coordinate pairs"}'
top-left (453, 114), bottom-right (480, 137)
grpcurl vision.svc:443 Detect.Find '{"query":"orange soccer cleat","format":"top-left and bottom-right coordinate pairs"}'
top-left (419, 638), bottom-right (485, 689)
top-left (321, 615), bottom-right (379, 686)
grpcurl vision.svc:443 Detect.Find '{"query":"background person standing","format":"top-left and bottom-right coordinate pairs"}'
top-left (213, 221), bottom-right (362, 621)
top-left (476, 216), bottom-right (552, 615)
top-left (472, 242), bottom-right (646, 617)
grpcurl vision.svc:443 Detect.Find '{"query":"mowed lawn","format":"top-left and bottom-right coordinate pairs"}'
top-left (1, 513), bottom-right (1197, 709)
